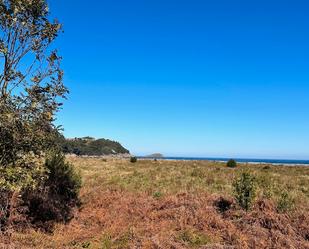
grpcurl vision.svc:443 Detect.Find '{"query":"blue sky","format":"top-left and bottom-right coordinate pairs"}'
top-left (50, 0), bottom-right (309, 159)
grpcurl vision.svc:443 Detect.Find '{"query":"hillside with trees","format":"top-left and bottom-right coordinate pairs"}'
top-left (59, 136), bottom-right (130, 156)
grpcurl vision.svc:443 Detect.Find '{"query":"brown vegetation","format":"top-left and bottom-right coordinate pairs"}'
top-left (1, 158), bottom-right (309, 249)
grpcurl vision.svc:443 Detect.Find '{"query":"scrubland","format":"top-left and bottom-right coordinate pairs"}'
top-left (2, 158), bottom-right (309, 249)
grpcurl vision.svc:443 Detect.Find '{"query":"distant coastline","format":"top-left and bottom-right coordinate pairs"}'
top-left (138, 156), bottom-right (309, 166)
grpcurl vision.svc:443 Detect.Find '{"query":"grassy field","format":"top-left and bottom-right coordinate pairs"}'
top-left (2, 157), bottom-right (309, 249)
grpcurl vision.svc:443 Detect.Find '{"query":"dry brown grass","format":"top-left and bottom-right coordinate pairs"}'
top-left (1, 158), bottom-right (309, 249)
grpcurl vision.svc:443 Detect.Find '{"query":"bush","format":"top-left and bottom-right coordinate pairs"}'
top-left (233, 171), bottom-right (257, 211)
top-left (227, 159), bottom-right (237, 168)
top-left (153, 191), bottom-right (163, 199)
top-left (0, 156), bottom-right (46, 230)
top-left (22, 153), bottom-right (81, 227)
top-left (263, 165), bottom-right (271, 170)
top-left (277, 191), bottom-right (295, 213)
top-left (130, 157), bottom-right (137, 163)
top-left (45, 153), bottom-right (81, 201)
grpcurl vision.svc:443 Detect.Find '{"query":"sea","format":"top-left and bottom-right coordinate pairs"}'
top-left (139, 157), bottom-right (309, 166)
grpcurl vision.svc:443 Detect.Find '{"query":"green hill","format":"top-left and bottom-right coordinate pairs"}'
top-left (59, 136), bottom-right (130, 156)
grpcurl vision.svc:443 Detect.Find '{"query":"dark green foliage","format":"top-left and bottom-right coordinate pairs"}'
top-left (215, 197), bottom-right (233, 213)
top-left (153, 191), bottom-right (163, 199)
top-left (23, 153), bottom-right (81, 226)
top-left (58, 136), bottom-right (129, 156)
top-left (45, 153), bottom-right (81, 201)
top-left (227, 159), bottom-right (237, 168)
top-left (233, 171), bottom-right (257, 211)
top-left (130, 157), bottom-right (137, 163)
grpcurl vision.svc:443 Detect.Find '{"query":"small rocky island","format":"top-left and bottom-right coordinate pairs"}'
top-left (146, 153), bottom-right (164, 158)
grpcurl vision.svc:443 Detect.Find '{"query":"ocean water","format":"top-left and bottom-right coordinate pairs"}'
top-left (140, 157), bottom-right (309, 165)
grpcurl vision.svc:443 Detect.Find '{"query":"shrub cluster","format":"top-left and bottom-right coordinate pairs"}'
top-left (0, 153), bottom-right (81, 231)
top-left (233, 171), bottom-right (257, 211)
top-left (24, 153), bottom-right (81, 225)
top-left (130, 157), bottom-right (137, 163)
top-left (232, 170), bottom-right (296, 213)
top-left (227, 159), bottom-right (237, 168)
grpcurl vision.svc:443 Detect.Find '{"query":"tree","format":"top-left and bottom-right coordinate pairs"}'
top-left (0, 0), bottom-right (67, 173)
top-left (0, 0), bottom-right (69, 229)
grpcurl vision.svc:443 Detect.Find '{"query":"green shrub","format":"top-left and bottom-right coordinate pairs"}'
top-left (23, 153), bottom-right (81, 226)
top-left (0, 157), bottom-right (46, 230)
top-left (130, 157), bottom-right (137, 163)
top-left (227, 159), bottom-right (237, 168)
top-left (277, 191), bottom-right (295, 213)
top-left (45, 153), bottom-right (81, 200)
top-left (233, 171), bottom-right (257, 211)
top-left (153, 191), bottom-right (163, 199)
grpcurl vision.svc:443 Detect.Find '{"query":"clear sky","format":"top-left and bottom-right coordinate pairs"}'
top-left (50, 0), bottom-right (309, 159)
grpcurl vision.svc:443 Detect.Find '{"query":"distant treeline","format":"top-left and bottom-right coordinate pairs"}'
top-left (57, 136), bottom-right (130, 156)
